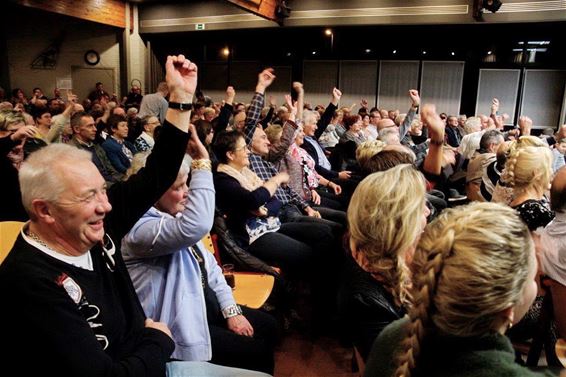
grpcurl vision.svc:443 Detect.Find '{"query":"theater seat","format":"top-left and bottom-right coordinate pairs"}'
top-left (0, 221), bottom-right (24, 264)
top-left (201, 233), bottom-right (275, 309)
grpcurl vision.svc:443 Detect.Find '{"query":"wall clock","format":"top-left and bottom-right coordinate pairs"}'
top-left (84, 50), bottom-right (100, 66)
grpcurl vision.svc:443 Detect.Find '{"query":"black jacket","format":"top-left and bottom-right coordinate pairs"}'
top-left (338, 257), bottom-right (405, 360)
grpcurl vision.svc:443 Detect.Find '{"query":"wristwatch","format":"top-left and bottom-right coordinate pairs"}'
top-left (222, 304), bottom-right (243, 319)
top-left (168, 102), bottom-right (193, 111)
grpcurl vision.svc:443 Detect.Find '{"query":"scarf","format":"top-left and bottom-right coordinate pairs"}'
top-left (217, 163), bottom-right (264, 192)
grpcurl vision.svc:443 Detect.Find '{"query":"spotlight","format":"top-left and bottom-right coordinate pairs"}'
top-left (221, 47), bottom-right (230, 57)
top-left (483, 0), bottom-right (502, 13)
top-left (473, 0), bottom-right (502, 19)
top-left (276, 0), bottom-right (291, 19)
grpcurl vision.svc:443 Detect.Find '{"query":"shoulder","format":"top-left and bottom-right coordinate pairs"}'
top-left (365, 317), bottom-right (408, 377)
top-left (515, 200), bottom-right (555, 230)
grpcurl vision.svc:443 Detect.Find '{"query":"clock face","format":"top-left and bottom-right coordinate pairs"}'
top-left (84, 50), bottom-right (100, 66)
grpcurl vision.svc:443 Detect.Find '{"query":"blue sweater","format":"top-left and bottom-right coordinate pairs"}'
top-left (122, 169), bottom-right (234, 361)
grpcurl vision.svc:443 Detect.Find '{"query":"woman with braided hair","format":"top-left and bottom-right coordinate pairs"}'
top-left (338, 164), bottom-right (430, 360)
top-left (503, 135), bottom-right (554, 231)
top-left (502, 135), bottom-right (556, 352)
top-left (364, 202), bottom-right (554, 377)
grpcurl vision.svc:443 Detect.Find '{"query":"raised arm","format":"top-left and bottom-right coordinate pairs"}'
top-left (399, 89), bottom-right (420, 140)
top-left (293, 82), bottom-right (305, 121)
top-left (212, 86), bottom-right (236, 141)
top-left (421, 104), bottom-right (446, 176)
top-left (106, 55), bottom-right (195, 240)
top-left (244, 68), bottom-right (276, 145)
top-left (265, 95), bottom-right (298, 163)
top-left (314, 87), bottom-right (341, 139)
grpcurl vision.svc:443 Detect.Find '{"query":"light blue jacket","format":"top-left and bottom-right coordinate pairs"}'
top-left (122, 169), bottom-right (233, 361)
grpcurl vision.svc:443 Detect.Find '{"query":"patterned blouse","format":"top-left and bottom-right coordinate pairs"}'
top-left (512, 198), bottom-right (555, 231)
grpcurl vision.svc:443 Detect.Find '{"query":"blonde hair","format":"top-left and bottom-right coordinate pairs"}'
top-left (348, 164), bottom-right (426, 307)
top-left (355, 140), bottom-right (385, 167)
top-left (394, 202), bottom-right (532, 377)
top-left (0, 109), bottom-right (25, 131)
top-left (127, 151), bottom-right (190, 180)
top-left (501, 136), bottom-right (552, 193)
top-left (264, 124), bottom-right (282, 145)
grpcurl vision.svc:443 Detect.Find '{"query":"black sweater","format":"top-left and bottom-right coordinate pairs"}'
top-left (0, 120), bottom-right (188, 377)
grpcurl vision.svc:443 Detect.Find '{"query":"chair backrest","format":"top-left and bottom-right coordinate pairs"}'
top-left (0, 221), bottom-right (24, 264)
top-left (201, 233), bottom-right (222, 266)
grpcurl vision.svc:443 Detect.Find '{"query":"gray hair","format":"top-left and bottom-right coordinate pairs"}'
top-left (479, 129), bottom-right (503, 151)
top-left (19, 144), bottom-right (92, 218)
top-left (464, 117), bottom-right (482, 134)
top-left (302, 110), bottom-right (318, 126)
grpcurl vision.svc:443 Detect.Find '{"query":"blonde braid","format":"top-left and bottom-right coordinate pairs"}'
top-left (393, 202), bottom-right (532, 377)
top-left (394, 225), bottom-right (455, 377)
top-left (501, 141), bottom-right (520, 187)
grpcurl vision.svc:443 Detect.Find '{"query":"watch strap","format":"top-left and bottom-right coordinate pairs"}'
top-left (222, 304), bottom-right (242, 319)
top-left (168, 102), bottom-right (193, 111)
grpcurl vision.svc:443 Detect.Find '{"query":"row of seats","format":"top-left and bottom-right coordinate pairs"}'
top-left (0, 221), bottom-right (274, 310)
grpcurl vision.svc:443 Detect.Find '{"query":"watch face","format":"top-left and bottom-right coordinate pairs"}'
top-left (84, 50), bottom-right (100, 66)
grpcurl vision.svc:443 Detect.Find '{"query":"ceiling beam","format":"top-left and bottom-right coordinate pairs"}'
top-left (224, 0), bottom-right (279, 22)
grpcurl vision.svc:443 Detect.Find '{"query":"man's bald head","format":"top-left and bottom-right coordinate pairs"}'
top-left (376, 118), bottom-right (395, 131)
top-left (551, 166), bottom-right (566, 212)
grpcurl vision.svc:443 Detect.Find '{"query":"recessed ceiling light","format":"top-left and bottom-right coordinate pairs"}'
top-left (312, 51), bottom-right (317, 55)
top-left (487, 50), bottom-right (492, 55)
top-left (451, 51), bottom-right (455, 56)
top-left (365, 49), bottom-right (371, 53)
top-left (393, 49), bottom-right (397, 54)
top-left (422, 50), bottom-right (427, 55)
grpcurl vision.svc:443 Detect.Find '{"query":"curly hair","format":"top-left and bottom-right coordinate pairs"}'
top-left (348, 164), bottom-right (427, 307)
top-left (393, 202), bottom-right (532, 377)
top-left (355, 140), bottom-right (386, 167)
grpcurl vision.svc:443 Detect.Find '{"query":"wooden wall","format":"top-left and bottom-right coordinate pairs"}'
top-left (15, 0), bottom-right (126, 28)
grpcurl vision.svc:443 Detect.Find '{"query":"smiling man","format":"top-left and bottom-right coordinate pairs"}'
top-left (0, 55), bottom-right (257, 377)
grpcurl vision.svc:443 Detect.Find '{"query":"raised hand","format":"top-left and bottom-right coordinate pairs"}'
top-left (518, 116), bottom-right (532, 136)
top-left (285, 94), bottom-right (297, 120)
top-left (292, 81), bottom-right (304, 94)
top-left (165, 54), bottom-right (198, 103)
top-left (225, 86), bottom-right (236, 104)
top-left (186, 123), bottom-right (209, 160)
top-left (11, 125), bottom-right (39, 142)
top-left (491, 98), bottom-right (500, 115)
top-left (409, 89), bottom-right (420, 107)
top-left (332, 87), bottom-right (342, 104)
top-left (420, 104), bottom-right (445, 143)
top-left (256, 68), bottom-right (276, 94)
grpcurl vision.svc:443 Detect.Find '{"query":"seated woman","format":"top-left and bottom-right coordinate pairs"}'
top-left (212, 129), bottom-right (338, 269)
top-left (122, 130), bottom-right (278, 374)
top-left (339, 114), bottom-right (366, 146)
top-left (278, 124), bottom-right (344, 211)
top-left (501, 136), bottom-right (555, 344)
top-left (0, 109), bottom-right (38, 221)
top-left (503, 136), bottom-right (555, 231)
top-left (102, 113), bottom-right (137, 174)
top-left (365, 202), bottom-right (550, 377)
top-left (338, 164), bottom-right (430, 361)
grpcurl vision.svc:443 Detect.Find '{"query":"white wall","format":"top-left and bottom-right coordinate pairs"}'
top-left (128, 5), bottom-right (148, 94)
top-left (6, 10), bottom-right (121, 101)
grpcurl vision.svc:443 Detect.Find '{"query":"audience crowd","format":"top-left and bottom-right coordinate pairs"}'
top-left (1, 53), bottom-right (566, 377)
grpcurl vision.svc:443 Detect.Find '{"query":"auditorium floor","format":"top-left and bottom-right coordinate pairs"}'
top-left (273, 330), bottom-right (359, 377)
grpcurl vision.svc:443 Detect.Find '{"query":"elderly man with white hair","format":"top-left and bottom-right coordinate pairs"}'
top-left (0, 55), bottom-right (268, 377)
